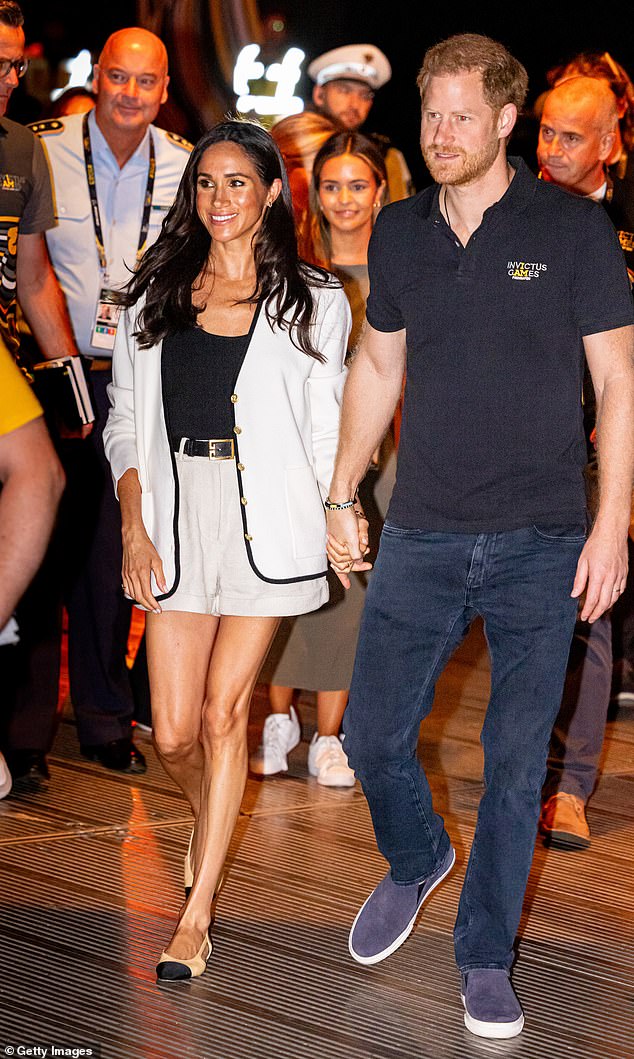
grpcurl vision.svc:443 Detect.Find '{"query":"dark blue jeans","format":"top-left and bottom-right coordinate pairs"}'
top-left (343, 520), bottom-right (585, 972)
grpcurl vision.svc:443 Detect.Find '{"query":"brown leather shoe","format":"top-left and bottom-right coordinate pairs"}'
top-left (539, 792), bottom-right (590, 850)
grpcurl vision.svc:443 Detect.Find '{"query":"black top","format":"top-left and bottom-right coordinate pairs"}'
top-left (607, 160), bottom-right (634, 276)
top-left (366, 157), bottom-right (634, 532)
top-left (162, 316), bottom-right (256, 445)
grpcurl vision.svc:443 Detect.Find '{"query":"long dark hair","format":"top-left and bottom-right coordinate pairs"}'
top-left (310, 132), bottom-right (387, 268)
top-left (123, 120), bottom-right (333, 359)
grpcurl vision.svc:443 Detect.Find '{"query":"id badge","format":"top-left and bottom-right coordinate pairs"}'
top-left (91, 288), bottom-right (122, 350)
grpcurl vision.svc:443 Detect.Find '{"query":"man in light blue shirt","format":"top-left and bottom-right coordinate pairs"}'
top-left (30, 27), bottom-right (192, 774)
top-left (35, 28), bottom-right (191, 356)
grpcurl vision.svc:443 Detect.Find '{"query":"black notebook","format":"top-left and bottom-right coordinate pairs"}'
top-left (31, 355), bottom-right (96, 430)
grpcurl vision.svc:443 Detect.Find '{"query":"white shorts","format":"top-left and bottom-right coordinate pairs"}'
top-left (158, 449), bottom-right (328, 617)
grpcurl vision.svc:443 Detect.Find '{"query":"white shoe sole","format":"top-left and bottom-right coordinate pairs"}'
top-left (462, 998), bottom-right (524, 1039)
top-left (349, 846), bottom-right (456, 966)
top-left (315, 771), bottom-right (356, 787)
top-left (249, 730), bottom-right (301, 776)
top-left (249, 759), bottom-right (290, 776)
top-left (615, 691), bottom-right (634, 707)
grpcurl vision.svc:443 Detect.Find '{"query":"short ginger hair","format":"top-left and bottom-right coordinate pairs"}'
top-left (417, 33), bottom-right (528, 113)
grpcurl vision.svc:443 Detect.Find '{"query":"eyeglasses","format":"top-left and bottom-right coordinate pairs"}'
top-left (0, 57), bottom-right (28, 80)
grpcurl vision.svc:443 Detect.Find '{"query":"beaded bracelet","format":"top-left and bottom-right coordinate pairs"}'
top-left (324, 496), bottom-right (356, 511)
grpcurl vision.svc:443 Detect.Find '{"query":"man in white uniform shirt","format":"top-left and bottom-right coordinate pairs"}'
top-left (33, 27), bottom-right (192, 773)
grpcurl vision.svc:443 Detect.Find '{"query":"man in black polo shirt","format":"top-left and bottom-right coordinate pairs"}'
top-left (325, 34), bottom-right (634, 1040)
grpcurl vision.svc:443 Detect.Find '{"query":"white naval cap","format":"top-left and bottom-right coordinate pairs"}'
top-left (308, 44), bottom-right (392, 91)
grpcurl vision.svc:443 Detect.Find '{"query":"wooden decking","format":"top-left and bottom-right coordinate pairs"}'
top-left (0, 619), bottom-right (633, 1058)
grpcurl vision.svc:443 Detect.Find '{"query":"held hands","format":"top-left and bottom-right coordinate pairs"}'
top-left (571, 524), bottom-right (628, 622)
top-left (326, 506), bottom-right (372, 588)
top-left (122, 524), bottom-right (167, 613)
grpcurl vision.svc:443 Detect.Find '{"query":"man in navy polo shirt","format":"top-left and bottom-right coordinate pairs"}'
top-left (325, 33), bottom-right (634, 1039)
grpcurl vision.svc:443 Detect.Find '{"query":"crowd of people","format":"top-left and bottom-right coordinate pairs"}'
top-left (1, 0), bottom-right (633, 1039)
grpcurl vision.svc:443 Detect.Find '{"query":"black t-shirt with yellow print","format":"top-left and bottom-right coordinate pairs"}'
top-left (0, 116), bottom-right (55, 358)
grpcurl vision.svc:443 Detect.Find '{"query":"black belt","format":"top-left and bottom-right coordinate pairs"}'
top-left (176, 437), bottom-right (235, 460)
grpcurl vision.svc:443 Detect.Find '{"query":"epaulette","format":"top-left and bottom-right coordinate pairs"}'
top-left (28, 119), bottom-right (64, 136)
top-left (165, 130), bottom-right (193, 152)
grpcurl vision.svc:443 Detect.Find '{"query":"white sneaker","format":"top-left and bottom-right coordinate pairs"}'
top-left (308, 734), bottom-right (356, 787)
top-left (0, 751), bottom-right (12, 799)
top-left (249, 705), bottom-right (301, 775)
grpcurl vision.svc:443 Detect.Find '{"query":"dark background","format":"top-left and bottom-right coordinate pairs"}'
top-left (18, 1), bottom-right (634, 188)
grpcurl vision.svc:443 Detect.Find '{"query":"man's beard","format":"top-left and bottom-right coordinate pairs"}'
top-left (422, 135), bottom-right (501, 185)
top-left (322, 104), bottom-right (362, 131)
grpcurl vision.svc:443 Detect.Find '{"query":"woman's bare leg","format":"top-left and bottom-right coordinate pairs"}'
top-left (164, 614), bottom-right (280, 960)
top-left (146, 610), bottom-right (219, 817)
top-left (268, 684), bottom-right (295, 714)
top-left (316, 689), bottom-right (348, 737)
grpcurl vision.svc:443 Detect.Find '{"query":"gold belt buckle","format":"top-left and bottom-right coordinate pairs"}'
top-left (208, 439), bottom-right (234, 460)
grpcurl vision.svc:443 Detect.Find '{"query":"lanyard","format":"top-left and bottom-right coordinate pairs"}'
top-left (82, 112), bottom-right (156, 279)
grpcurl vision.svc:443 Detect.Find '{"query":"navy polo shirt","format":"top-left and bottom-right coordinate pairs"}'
top-left (366, 157), bottom-right (634, 532)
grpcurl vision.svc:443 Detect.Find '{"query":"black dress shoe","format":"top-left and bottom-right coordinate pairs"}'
top-left (80, 737), bottom-right (147, 774)
top-left (5, 749), bottom-right (50, 780)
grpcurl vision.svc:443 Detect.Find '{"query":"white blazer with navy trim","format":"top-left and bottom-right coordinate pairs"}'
top-left (103, 280), bottom-right (351, 599)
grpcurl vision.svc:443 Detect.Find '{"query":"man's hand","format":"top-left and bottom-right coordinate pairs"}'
top-left (571, 525), bottom-right (628, 622)
top-left (324, 323), bottom-right (406, 587)
top-left (326, 507), bottom-right (372, 588)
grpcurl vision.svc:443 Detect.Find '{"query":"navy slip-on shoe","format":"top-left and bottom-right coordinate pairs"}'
top-left (349, 844), bottom-right (455, 965)
top-left (461, 968), bottom-right (524, 1039)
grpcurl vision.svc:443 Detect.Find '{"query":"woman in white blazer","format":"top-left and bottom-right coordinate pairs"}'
top-left (103, 120), bottom-right (360, 981)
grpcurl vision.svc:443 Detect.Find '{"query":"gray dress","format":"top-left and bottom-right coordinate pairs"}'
top-left (260, 263), bottom-right (397, 691)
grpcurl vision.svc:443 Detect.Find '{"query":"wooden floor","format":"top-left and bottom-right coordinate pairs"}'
top-left (1, 619), bottom-right (633, 1059)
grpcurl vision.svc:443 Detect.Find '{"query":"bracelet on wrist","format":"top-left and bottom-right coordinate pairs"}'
top-left (324, 496), bottom-right (356, 511)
